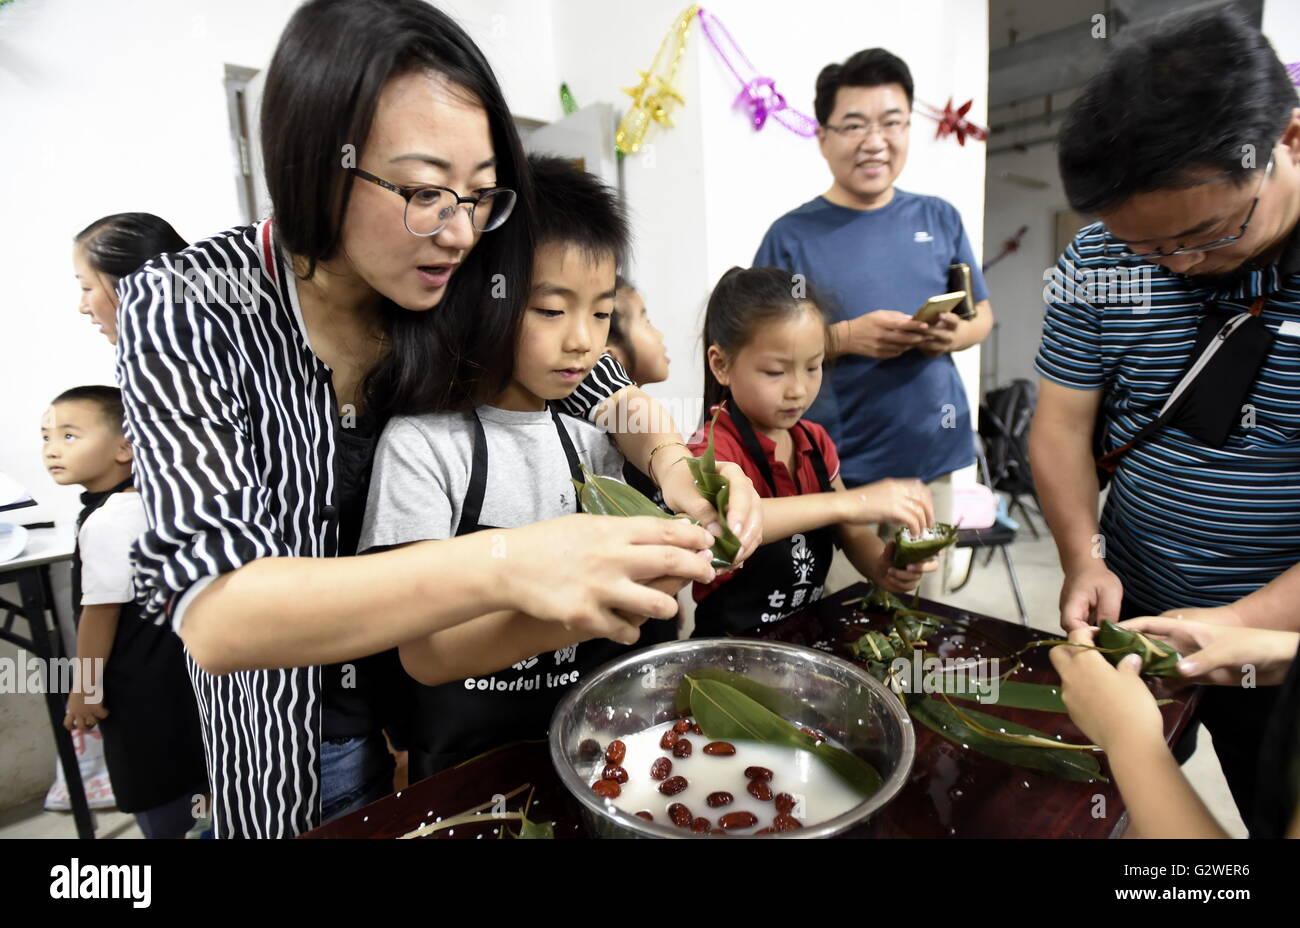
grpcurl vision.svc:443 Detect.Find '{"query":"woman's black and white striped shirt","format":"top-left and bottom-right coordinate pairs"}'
top-left (115, 219), bottom-right (631, 838)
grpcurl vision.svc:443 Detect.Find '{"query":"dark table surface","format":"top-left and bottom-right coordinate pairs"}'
top-left (304, 583), bottom-right (1197, 839)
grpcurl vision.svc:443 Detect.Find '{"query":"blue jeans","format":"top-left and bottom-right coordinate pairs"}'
top-left (320, 732), bottom-right (395, 824)
top-left (135, 792), bottom-right (200, 839)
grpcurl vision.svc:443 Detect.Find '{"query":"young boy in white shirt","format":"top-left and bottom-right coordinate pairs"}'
top-left (43, 386), bottom-right (207, 837)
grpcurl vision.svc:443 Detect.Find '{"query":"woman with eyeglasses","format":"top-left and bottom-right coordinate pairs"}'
top-left (114, 0), bottom-right (761, 838)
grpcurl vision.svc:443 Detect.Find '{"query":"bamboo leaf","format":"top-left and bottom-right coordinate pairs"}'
top-left (943, 678), bottom-right (1069, 713)
top-left (672, 668), bottom-right (806, 719)
top-left (682, 675), bottom-right (882, 798)
top-left (910, 697), bottom-right (1106, 783)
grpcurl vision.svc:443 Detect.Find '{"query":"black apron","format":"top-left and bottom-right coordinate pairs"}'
top-left (407, 406), bottom-right (671, 782)
top-left (692, 404), bottom-right (836, 638)
top-left (73, 481), bottom-right (208, 813)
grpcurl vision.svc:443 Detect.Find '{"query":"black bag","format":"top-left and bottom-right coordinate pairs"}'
top-left (1094, 298), bottom-right (1274, 485)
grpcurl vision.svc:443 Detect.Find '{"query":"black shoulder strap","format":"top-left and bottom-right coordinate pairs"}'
top-left (1097, 296), bottom-right (1263, 474)
top-left (725, 403), bottom-right (779, 496)
top-left (797, 422), bottom-right (833, 492)
top-left (548, 404), bottom-right (585, 513)
top-left (456, 411), bottom-right (489, 535)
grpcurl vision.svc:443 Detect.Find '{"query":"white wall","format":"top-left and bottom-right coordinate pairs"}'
top-left (981, 142), bottom-right (1066, 387)
top-left (550, 0), bottom-right (988, 439)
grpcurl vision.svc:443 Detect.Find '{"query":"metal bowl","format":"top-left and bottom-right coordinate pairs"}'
top-left (549, 638), bottom-right (914, 838)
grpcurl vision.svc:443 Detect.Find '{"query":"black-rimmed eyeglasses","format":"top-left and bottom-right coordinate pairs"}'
top-left (350, 168), bottom-right (517, 237)
top-left (1106, 153), bottom-right (1274, 261)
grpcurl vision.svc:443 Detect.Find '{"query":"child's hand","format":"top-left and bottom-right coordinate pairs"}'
top-left (1120, 617), bottom-right (1298, 686)
top-left (1049, 627), bottom-right (1164, 754)
top-left (839, 478), bottom-right (932, 537)
top-left (869, 541), bottom-right (936, 593)
top-left (63, 691), bottom-right (108, 732)
top-left (659, 457), bottom-right (763, 564)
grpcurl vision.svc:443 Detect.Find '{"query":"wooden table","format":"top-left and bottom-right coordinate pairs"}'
top-left (0, 528), bottom-right (94, 839)
top-left (305, 583), bottom-right (1197, 839)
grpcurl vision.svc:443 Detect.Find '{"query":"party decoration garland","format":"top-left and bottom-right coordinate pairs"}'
top-left (615, 4), bottom-right (699, 155)
top-left (609, 5), bottom-right (987, 154)
top-left (695, 8), bottom-right (817, 136)
top-left (916, 97), bottom-right (988, 146)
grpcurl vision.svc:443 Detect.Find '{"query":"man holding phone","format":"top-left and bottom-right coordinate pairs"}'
top-left (754, 48), bottom-right (994, 597)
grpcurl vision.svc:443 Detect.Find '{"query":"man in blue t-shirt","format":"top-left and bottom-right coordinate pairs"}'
top-left (754, 48), bottom-right (994, 598)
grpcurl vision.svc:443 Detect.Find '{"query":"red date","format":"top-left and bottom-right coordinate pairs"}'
top-left (634, 810), bottom-right (653, 822)
top-left (668, 803), bottom-right (692, 827)
top-left (673, 719), bottom-right (693, 733)
top-left (754, 826), bottom-right (777, 835)
top-left (601, 764), bottom-right (628, 783)
top-left (692, 723), bottom-right (704, 736)
top-left (672, 738), bottom-right (693, 758)
top-left (660, 729), bottom-right (680, 750)
top-left (744, 766), bottom-right (774, 782)
top-left (702, 741), bottom-right (736, 756)
top-left (649, 757), bottom-right (672, 780)
top-left (605, 740), bottom-right (626, 765)
top-left (659, 775), bottom-right (688, 796)
top-left (690, 817), bottom-right (711, 833)
top-left (591, 779), bottom-right (621, 799)
top-left (773, 813), bottom-right (803, 831)
top-left (800, 726), bottom-right (826, 742)
top-left (747, 779), bottom-right (773, 802)
top-left (579, 738), bottom-right (603, 762)
top-left (774, 793), bottom-right (796, 814)
top-left (705, 791), bottom-right (734, 808)
top-left (718, 811), bottom-right (758, 830)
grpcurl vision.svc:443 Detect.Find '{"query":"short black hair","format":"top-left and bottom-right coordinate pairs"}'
top-left (1058, 7), bottom-right (1296, 215)
top-left (52, 386), bottom-right (125, 434)
top-left (75, 213), bottom-right (187, 280)
top-left (609, 275), bottom-right (638, 371)
top-left (815, 48), bottom-right (914, 125)
top-left (528, 153), bottom-right (629, 270)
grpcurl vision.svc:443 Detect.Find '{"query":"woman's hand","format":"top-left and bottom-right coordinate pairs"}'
top-left (1121, 616), bottom-right (1298, 686)
top-left (1049, 626), bottom-right (1164, 753)
top-left (868, 541), bottom-right (936, 593)
top-left (657, 455), bottom-right (763, 565)
top-left (501, 514), bottom-right (715, 644)
top-left (837, 478), bottom-right (933, 537)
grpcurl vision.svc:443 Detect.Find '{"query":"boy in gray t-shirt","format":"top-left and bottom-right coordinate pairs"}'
top-left (359, 155), bottom-right (678, 778)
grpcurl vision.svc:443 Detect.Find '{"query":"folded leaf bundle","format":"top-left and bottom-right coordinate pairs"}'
top-left (892, 522), bottom-right (959, 568)
top-left (1095, 620), bottom-right (1182, 678)
top-left (572, 468), bottom-right (738, 570)
top-left (685, 408), bottom-right (743, 568)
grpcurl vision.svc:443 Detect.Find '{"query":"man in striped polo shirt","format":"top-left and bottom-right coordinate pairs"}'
top-left (1029, 8), bottom-right (1300, 825)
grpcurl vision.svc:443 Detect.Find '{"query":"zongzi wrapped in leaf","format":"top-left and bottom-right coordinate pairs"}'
top-left (1095, 620), bottom-right (1182, 678)
top-left (892, 523), bottom-right (958, 567)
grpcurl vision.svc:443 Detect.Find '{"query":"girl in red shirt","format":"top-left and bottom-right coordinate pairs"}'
top-left (689, 266), bottom-right (938, 637)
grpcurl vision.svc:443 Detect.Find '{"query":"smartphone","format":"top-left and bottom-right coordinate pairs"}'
top-left (914, 291), bottom-right (968, 324)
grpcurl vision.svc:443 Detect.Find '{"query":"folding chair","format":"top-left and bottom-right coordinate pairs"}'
top-left (949, 436), bottom-right (1029, 625)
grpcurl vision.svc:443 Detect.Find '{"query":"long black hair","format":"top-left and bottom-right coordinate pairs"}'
top-left (75, 213), bottom-right (188, 284)
top-left (260, 0), bottom-right (535, 417)
top-left (700, 266), bottom-right (834, 424)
